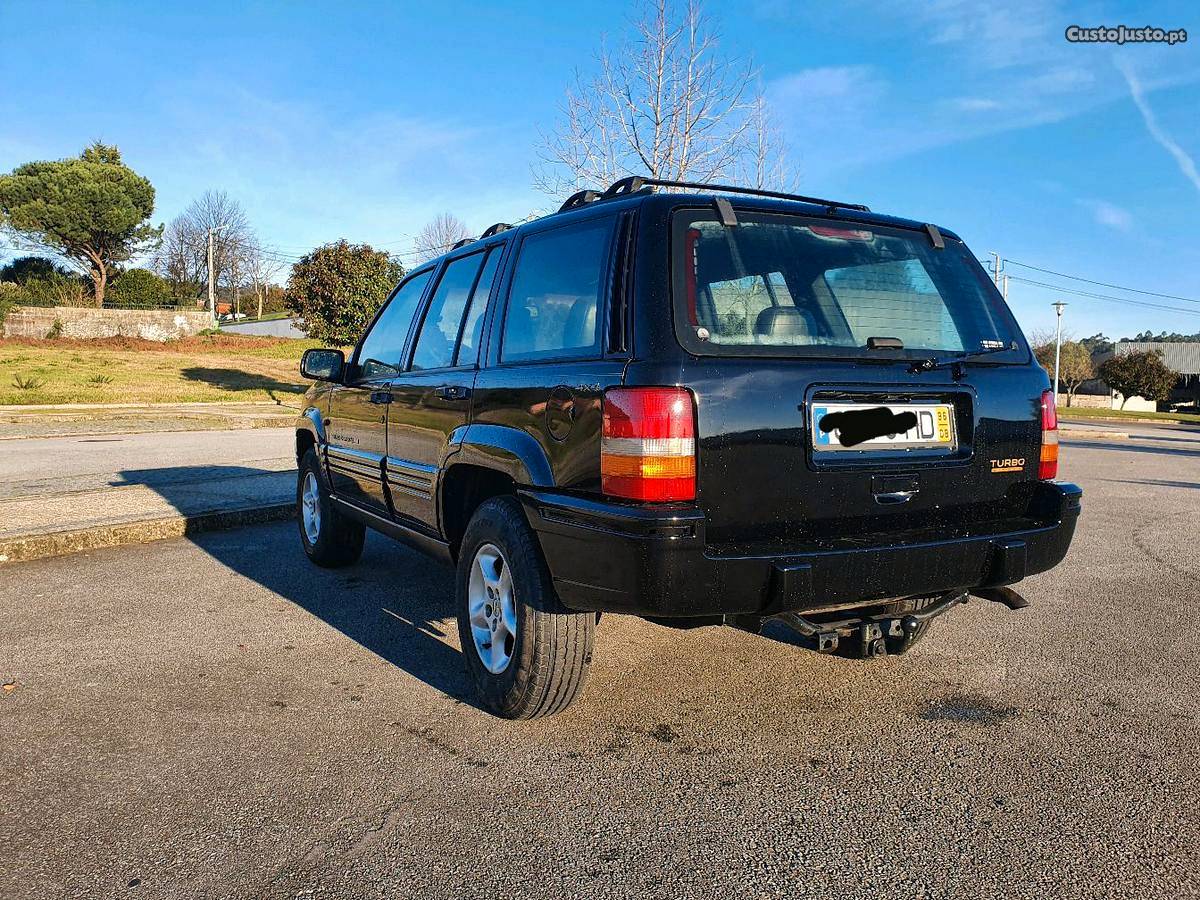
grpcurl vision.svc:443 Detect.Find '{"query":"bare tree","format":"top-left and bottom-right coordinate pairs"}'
top-left (534, 0), bottom-right (795, 196)
top-left (175, 190), bottom-right (253, 307)
top-left (243, 242), bottom-right (284, 319)
top-left (154, 214), bottom-right (205, 299)
top-left (413, 213), bottom-right (472, 263)
top-left (740, 92), bottom-right (795, 190)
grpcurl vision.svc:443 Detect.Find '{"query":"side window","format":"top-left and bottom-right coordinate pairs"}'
top-left (454, 247), bottom-right (502, 367)
top-left (501, 218), bottom-right (614, 363)
top-left (356, 269), bottom-right (433, 379)
top-left (410, 253), bottom-right (486, 371)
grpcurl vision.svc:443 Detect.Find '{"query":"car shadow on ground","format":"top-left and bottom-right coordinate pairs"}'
top-left (204, 524), bottom-right (481, 709)
top-left (111, 464), bottom-right (289, 492)
top-left (128, 462), bottom-right (481, 710)
top-left (181, 366), bottom-right (306, 403)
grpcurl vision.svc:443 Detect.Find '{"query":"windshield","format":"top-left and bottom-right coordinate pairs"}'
top-left (672, 210), bottom-right (1024, 361)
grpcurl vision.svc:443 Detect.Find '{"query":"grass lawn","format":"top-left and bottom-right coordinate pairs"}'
top-left (0, 333), bottom-right (325, 406)
top-left (1060, 405), bottom-right (1200, 425)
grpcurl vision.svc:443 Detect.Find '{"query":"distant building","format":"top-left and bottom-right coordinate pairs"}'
top-left (1097, 342), bottom-right (1200, 410)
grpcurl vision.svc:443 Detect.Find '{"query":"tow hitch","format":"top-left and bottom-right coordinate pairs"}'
top-left (730, 585), bottom-right (1031, 658)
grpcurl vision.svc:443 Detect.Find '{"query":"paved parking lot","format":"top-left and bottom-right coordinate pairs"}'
top-left (2, 426), bottom-right (1198, 899)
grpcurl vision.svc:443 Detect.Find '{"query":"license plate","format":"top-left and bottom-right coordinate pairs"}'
top-left (811, 402), bottom-right (956, 452)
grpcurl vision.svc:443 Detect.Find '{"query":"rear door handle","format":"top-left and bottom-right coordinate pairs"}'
top-left (369, 390), bottom-right (393, 405)
top-left (435, 385), bottom-right (471, 401)
top-left (874, 490), bottom-right (916, 505)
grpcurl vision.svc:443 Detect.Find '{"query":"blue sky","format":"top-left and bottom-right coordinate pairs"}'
top-left (1, 0), bottom-right (1197, 339)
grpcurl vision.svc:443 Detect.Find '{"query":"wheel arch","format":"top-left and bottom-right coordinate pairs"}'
top-left (440, 463), bottom-right (521, 561)
top-left (295, 407), bottom-right (325, 466)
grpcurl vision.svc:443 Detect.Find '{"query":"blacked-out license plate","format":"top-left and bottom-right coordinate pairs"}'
top-left (811, 402), bottom-right (956, 451)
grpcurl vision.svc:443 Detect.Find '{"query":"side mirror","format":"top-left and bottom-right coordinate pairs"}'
top-left (300, 348), bottom-right (345, 382)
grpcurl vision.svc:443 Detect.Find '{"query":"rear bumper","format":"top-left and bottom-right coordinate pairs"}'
top-left (520, 482), bottom-right (1082, 617)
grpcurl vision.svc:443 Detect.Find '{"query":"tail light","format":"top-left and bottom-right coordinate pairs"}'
top-left (1039, 389), bottom-right (1058, 480)
top-left (602, 387), bottom-right (696, 501)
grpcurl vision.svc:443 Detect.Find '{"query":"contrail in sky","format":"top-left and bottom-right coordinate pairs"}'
top-left (1116, 57), bottom-right (1200, 195)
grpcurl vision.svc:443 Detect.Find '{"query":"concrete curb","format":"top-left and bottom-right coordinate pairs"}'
top-left (0, 503), bottom-right (295, 565)
top-left (1060, 428), bottom-right (1130, 440)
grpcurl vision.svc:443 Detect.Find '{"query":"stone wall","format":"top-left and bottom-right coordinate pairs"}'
top-left (1057, 391), bottom-right (1158, 412)
top-left (1057, 393), bottom-right (1111, 409)
top-left (1, 306), bottom-right (212, 342)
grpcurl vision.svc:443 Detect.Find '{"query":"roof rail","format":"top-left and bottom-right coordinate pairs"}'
top-left (450, 237), bottom-right (474, 250)
top-left (600, 176), bottom-right (870, 212)
top-left (558, 189), bottom-right (601, 212)
top-left (481, 222), bottom-right (513, 238)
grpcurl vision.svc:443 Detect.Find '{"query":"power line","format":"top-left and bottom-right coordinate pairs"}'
top-left (1006, 275), bottom-right (1200, 317)
top-left (1002, 257), bottom-right (1199, 305)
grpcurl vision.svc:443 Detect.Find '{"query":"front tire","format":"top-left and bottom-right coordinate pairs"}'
top-left (456, 497), bottom-right (594, 719)
top-left (297, 447), bottom-right (365, 568)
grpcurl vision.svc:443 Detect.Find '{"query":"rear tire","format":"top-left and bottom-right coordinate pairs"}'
top-left (297, 447), bottom-right (365, 568)
top-left (456, 497), bottom-right (594, 719)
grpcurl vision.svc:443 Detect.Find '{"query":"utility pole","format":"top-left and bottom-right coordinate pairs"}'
top-left (206, 224), bottom-right (228, 328)
top-left (990, 251), bottom-right (1002, 286)
top-left (1052, 301), bottom-right (1067, 400)
top-left (1002, 274), bottom-right (1009, 301)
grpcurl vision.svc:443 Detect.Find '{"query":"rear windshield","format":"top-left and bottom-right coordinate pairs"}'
top-left (672, 210), bottom-right (1024, 361)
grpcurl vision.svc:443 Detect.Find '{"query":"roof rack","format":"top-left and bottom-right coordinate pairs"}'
top-left (558, 189), bottom-right (601, 212)
top-left (600, 176), bottom-right (870, 212)
top-left (481, 222), bottom-right (513, 238)
top-left (450, 237), bottom-right (474, 250)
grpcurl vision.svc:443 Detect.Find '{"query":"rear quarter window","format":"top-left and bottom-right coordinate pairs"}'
top-left (501, 217), bottom-right (615, 363)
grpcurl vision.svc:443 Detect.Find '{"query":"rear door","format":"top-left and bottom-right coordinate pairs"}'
top-left (385, 246), bottom-right (504, 529)
top-left (325, 268), bottom-right (434, 513)
top-left (663, 207), bottom-right (1043, 551)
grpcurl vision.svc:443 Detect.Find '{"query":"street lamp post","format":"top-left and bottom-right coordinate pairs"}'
top-left (1052, 301), bottom-right (1067, 401)
top-left (207, 224), bottom-right (229, 328)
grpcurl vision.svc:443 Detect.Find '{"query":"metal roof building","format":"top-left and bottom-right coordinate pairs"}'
top-left (1114, 342), bottom-right (1200, 383)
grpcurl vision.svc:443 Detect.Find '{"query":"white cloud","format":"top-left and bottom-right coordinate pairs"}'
top-left (762, 4), bottom-right (1200, 181)
top-left (949, 97), bottom-right (1002, 112)
top-left (1116, 57), bottom-right (1200, 196)
top-left (770, 65), bottom-right (884, 102)
top-left (903, 0), bottom-right (1065, 69)
top-left (1079, 199), bottom-right (1133, 231)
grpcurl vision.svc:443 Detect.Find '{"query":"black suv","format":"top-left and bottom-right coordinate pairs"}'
top-left (296, 177), bottom-right (1082, 719)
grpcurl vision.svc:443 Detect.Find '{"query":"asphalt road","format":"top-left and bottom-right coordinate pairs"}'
top-left (0, 428), bottom-right (294, 500)
top-left (2, 426), bottom-right (1198, 899)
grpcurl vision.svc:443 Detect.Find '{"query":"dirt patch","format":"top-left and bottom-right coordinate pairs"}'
top-left (921, 694), bottom-right (1020, 725)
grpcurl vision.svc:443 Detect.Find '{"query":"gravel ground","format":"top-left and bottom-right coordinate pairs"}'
top-left (1, 428), bottom-right (1198, 899)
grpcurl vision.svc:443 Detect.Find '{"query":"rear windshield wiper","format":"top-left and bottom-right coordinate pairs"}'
top-left (909, 341), bottom-right (1017, 374)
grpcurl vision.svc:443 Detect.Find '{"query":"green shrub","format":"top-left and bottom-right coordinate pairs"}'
top-left (285, 241), bottom-right (403, 345)
top-left (12, 373), bottom-right (46, 390)
top-left (107, 268), bottom-right (175, 308)
top-left (0, 282), bottom-right (20, 329)
top-left (0, 255), bottom-right (87, 307)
